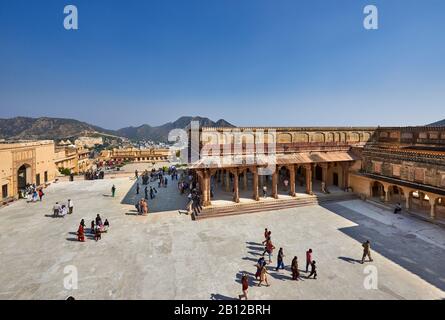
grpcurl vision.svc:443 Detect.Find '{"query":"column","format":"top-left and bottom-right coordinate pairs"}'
top-left (288, 164), bottom-right (296, 197)
top-left (384, 187), bottom-right (389, 203)
top-left (272, 166), bottom-right (278, 199)
top-left (233, 170), bottom-right (240, 203)
top-left (252, 167), bottom-right (259, 201)
top-left (305, 164), bottom-right (313, 195)
top-left (321, 163), bottom-right (328, 193)
top-left (429, 195), bottom-right (437, 219)
top-left (342, 162), bottom-right (350, 190)
top-left (202, 170), bottom-right (211, 206)
top-left (403, 189), bottom-right (411, 210)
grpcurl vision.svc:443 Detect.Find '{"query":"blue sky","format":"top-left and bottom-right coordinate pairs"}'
top-left (0, 0), bottom-right (444, 129)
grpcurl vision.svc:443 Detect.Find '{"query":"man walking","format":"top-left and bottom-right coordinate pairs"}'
top-left (361, 240), bottom-right (373, 264)
top-left (305, 249), bottom-right (313, 272)
top-left (136, 183), bottom-right (140, 195)
top-left (111, 185), bottom-right (116, 197)
top-left (276, 248), bottom-right (285, 271)
top-left (68, 199), bottom-right (74, 214)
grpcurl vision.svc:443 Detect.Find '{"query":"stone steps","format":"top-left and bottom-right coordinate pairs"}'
top-left (193, 193), bottom-right (358, 220)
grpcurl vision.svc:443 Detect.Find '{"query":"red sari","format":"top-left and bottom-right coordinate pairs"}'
top-left (77, 225), bottom-right (85, 242)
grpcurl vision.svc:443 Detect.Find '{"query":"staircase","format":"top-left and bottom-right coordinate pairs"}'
top-left (193, 193), bottom-right (358, 220)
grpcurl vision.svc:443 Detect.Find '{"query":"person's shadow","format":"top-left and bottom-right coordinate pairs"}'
top-left (338, 256), bottom-right (362, 264)
top-left (209, 293), bottom-right (237, 300)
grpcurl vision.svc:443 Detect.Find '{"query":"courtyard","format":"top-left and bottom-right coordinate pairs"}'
top-left (0, 171), bottom-right (444, 300)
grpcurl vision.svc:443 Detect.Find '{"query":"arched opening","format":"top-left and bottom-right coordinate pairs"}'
top-left (17, 164), bottom-right (32, 194)
top-left (371, 181), bottom-right (385, 199)
top-left (409, 191), bottom-right (431, 218)
top-left (388, 185), bottom-right (405, 203)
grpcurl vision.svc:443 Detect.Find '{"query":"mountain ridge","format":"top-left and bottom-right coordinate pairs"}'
top-left (0, 116), bottom-right (235, 142)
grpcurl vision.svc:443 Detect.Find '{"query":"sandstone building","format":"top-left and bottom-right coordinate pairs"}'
top-left (188, 126), bottom-right (445, 223)
top-left (0, 141), bottom-right (56, 200)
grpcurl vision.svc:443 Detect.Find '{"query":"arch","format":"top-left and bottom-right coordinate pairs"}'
top-left (371, 181), bottom-right (385, 198)
top-left (325, 132), bottom-right (335, 143)
top-left (310, 132), bottom-right (325, 143)
top-left (17, 163), bottom-right (32, 193)
top-left (294, 133), bottom-right (309, 143)
top-left (348, 132), bottom-right (360, 142)
top-left (277, 133), bottom-right (292, 143)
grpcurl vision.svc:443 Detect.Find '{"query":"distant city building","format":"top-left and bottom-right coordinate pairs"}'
top-left (74, 136), bottom-right (103, 148)
top-left (100, 147), bottom-right (170, 163)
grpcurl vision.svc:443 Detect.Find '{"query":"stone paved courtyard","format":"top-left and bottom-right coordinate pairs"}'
top-left (0, 173), bottom-right (444, 300)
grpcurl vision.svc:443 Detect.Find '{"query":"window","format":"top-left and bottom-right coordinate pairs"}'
top-left (44, 171), bottom-right (48, 183)
top-left (2, 184), bottom-right (8, 199)
top-left (36, 174), bottom-right (41, 186)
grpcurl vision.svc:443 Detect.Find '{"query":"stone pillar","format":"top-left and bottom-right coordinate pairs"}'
top-left (384, 188), bottom-right (389, 203)
top-left (429, 195), bottom-right (437, 219)
top-left (288, 164), bottom-right (296, 197)
top-left (243, 171), bottom-right (247, 190)
top-left (342, 162), bottom-right (350, 190)
top-left (252, 167), bottom-right (259, 201)
top-left (321, 163), bottom-right (328, 193)
top-left (272, 166), bottom-right (278, 199)
top-left (202, 170), bottom-right (211, 206)
top-left (233, 170), bottom-right (240, 203)
top-left (305, 164), bottom-right (313, 195)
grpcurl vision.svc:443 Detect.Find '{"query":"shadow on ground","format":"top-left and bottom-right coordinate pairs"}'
top-left (322, 202), bottom-right (445, 291)
top-left (120, 176), bottom-right (188, 213)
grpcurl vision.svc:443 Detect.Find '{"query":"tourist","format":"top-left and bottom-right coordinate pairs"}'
top-left (186, 193), bottom-right (193, 215)
top-left (262, 230), bottom-right (271, 245)
top-left (68, 199), bottom-right (74, 214)
top-left (135, 169), bottom-right (139, 179)
top-left (111, 185), bottom-right (116, 197)
top-left (90, 220), bottom-right (95, 234)
top-left (262, 228), bottom-right (268, 243)
top-left (394, 203), bottom-right (402, 214)
top-left (361, 240), bottom-right (373, 264)
top-left (276, 248), bottom-right (285, 271)
top-left (95, 214), bottom-right (103, 227)
top-left (264, 239), bottom-right (275, 264)
top-left (150, 186), bottom-right (155, 199)
top-left (262, 185), bottom-right (267, 198)
top-left (38, 189), bottom-right (44, 201)
top-left (142, 199), bottom-right (149, 215)
top-left (77, 223), bottom-right (85, 242)
top-left (136, 183), bottom-right (140, 195)
top-left (238, 273), bottom-right (249, 300)
top-left (291, 256), bottom-right (300, 280)
top-left (164, 177), bottom-right (168, 187)
top-left (53, 203), bottom-right (60, 217)
top-left (60, 205), bottom-right (68, 217)
top-left (308, 260), bottom-right (317, 279)
top-left (80, 219), bottom-right (86, 228)
top-left (257, 265), bottom-right (270, 287)
top-left (94, 225), bottom-right (101, 241)
top-left (255, 257), bottom-right (266, 280)
top-left (103, 219), bottom-right (110, 232)
top-left (284, 179), bottom-right (289, 191)
top-left (305, 249), bottom-right (313, 272)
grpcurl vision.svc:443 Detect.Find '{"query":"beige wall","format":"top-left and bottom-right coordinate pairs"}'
top-left (0, 141), bottom-right (56, 200)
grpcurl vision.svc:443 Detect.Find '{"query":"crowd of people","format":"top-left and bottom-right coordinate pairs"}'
top-left (239, 228), bottom-right (374, 300)
top-left (21, 184), bottom-right (45, 202)
top-left (84, 170), bottom-right (105, 180)
top-left (52, 199), bottom-right (74, 217)
top-left (77, 214), bottom-right (110, 242)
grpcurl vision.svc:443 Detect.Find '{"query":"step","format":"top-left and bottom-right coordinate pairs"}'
top-left (193, 193), bottom-right (358, 220)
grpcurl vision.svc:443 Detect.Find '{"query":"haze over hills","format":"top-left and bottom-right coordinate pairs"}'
top-left (427, 119), bottom-right (445, 126)
top-left (0, 116), bottom-right (234, 143)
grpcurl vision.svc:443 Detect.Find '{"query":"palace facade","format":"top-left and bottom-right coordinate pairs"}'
top-left (100, 148), bottom-right (170, 163)
top-left (188, 125), bottom-right (445, 223)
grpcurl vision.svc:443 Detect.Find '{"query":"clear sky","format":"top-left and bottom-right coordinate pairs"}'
top-left (0, 0), bottom-right (444, 129)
